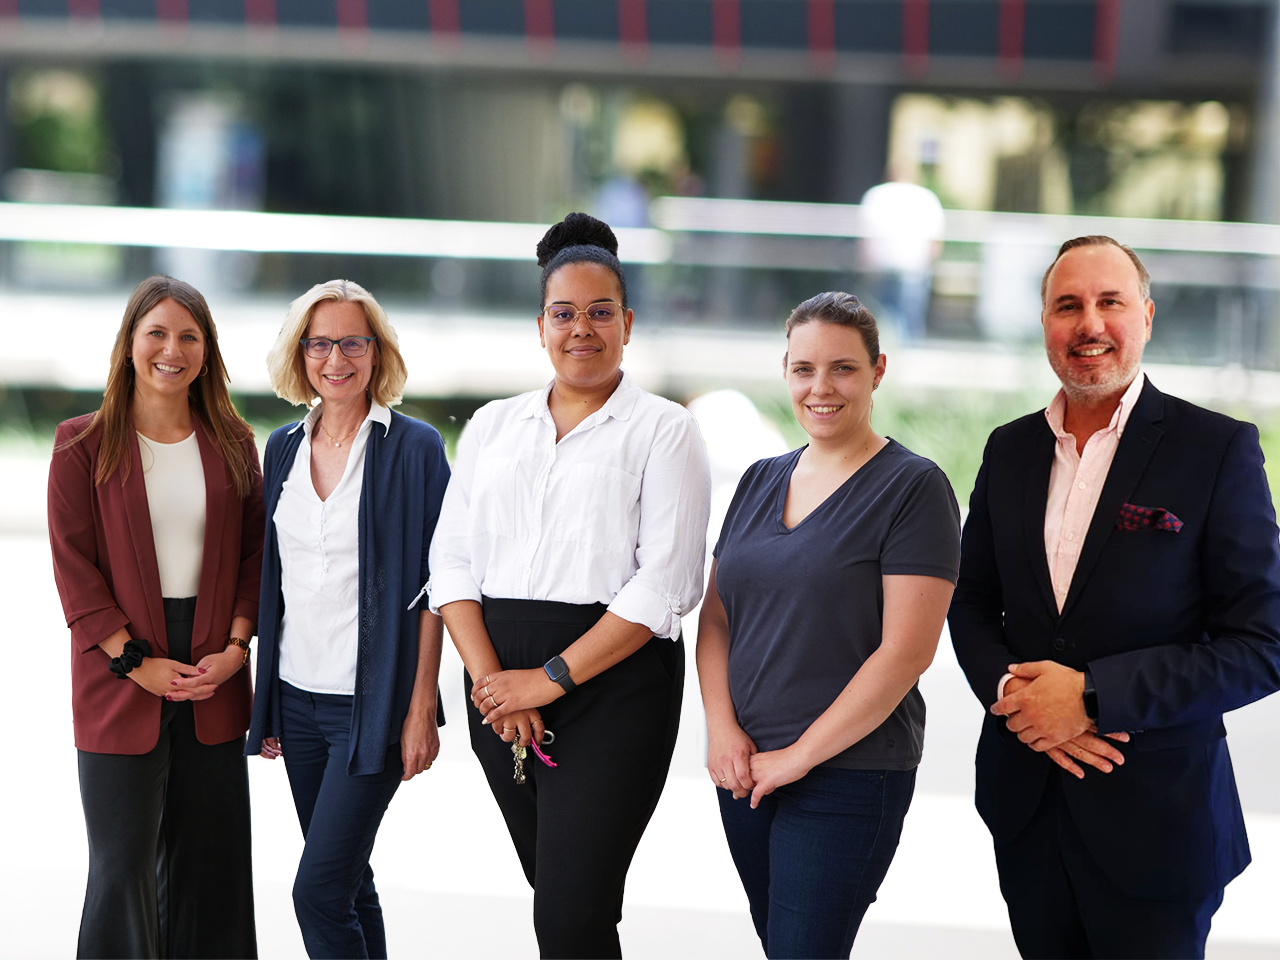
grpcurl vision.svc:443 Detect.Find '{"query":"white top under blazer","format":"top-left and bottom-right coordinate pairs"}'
top-left (274, 401), bottom-right (390, 695)
top-left (427, 371), bottom-right (712, 640)
top-left (138, 430), bottom-right (206, 599)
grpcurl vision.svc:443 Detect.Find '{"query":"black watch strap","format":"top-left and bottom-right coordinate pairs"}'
top-left (543, 655), bottom-right (576, 693)
top-left (1082, 667), bottom-right (1099, 722)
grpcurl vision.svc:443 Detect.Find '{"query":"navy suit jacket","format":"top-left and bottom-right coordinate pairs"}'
top-left (949, 377), bottom-right (1280, 900)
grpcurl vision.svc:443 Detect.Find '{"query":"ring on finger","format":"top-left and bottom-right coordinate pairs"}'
top-left (719, 776), bottom-right (727, 783)
top-left (487, 694), bottom-right (497, 708)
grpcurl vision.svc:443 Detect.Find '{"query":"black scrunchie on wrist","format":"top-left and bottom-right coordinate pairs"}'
top-left (109, 638), bottom-right (152, 680)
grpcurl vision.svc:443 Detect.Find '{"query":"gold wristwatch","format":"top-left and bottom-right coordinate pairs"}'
top-left (225, 636), bottom-right (251, 665)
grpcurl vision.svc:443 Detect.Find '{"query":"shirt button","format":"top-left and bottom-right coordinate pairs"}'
top-left (1053, 637), bottom-right (1067, 651)
top-left (1065, 532), bottom-right (1075, 541)
top-left (1078, 481), bottom-right (1087, 490)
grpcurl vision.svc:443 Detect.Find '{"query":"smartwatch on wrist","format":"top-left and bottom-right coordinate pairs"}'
top-left (543, 655), bottom-right (576, 693)
top-left (1082, 667), bottom-right (1099, 722)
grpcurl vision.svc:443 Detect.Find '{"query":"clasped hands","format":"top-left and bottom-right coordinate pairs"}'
top-left (470, 668), bottom-right (562, 747)
top-left (707, 725), bottom-right (812, 810)
top-left (992, 661), bottom-right (1129, 779)
top-left (131, 646), bottom-right (246, 702)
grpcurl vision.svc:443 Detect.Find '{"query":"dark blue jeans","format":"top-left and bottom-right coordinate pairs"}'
top-left (718, 766), bottom-right (917, 959)
top-left (279, 682), bottom-right (403, 960)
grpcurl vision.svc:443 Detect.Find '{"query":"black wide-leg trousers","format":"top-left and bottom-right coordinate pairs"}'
top-left (469, 597), bottom-right (684, 960)
top-left (76, 596), bottom-right (256, 959)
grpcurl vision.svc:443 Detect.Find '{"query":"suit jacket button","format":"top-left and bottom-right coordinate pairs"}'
top-left (1053, 637), bottom-right (1066, 652)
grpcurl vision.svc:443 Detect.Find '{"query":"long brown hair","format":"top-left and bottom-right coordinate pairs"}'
top-left (60, 275), bottom-right (256, 498)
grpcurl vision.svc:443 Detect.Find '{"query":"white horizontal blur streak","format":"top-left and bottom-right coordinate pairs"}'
top-left (652, 196), bottom-right (1280, 259)
top-left (0, 202), bottom-right (672, 263)
top-left (4, 198), bottom-right (1280, 262)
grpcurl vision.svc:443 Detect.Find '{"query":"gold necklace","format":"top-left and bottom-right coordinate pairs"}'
top-left (318, 418), bottom-right (355, 447)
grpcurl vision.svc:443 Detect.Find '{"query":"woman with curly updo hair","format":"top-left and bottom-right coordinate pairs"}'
top-left (427, 213), bottom-right (712, 958)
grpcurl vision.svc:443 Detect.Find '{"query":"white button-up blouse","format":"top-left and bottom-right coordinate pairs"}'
top-left (275, 401), bottom-right (391, 694)
top-left (427, 372), bottom-right (712, 639)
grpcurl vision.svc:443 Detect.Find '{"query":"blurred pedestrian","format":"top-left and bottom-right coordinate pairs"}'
top-left (698, 291), bottom-right (961, 959)
top-left (949, 236), bottom-right (1280, 959)
top-left (48, 275), bottom-right (264, 959)
top-left (859, 180), bottom-right (944, 342)
top-left (428, 212), bottom-right (712, 959)
top-left (245, 280), bottom-right (450, 959)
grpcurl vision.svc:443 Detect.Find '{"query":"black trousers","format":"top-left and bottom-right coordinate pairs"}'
top-left (470, 597), bottom-right (684, 960)
top-left (76, 597), bottom-right (256, 960)
top-left (995, 775), bottom-right (1223, 960)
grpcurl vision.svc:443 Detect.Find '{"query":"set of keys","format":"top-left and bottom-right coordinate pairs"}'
top-left (512, 730), bottom-right (557, 784)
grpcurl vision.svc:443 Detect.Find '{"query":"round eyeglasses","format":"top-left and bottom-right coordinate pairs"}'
top-left (542, 300), bottom-right (625, 329)
top-left (300, 336), bottom-right (376, 359)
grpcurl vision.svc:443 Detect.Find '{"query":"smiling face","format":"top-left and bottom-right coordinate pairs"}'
top-left (128, 297), bottom-right (207, 404)
top-left (303, 299), bottom-right (377, 405)
top-left (537, 261), bottom-right (633, 392)
top-left (1042, 243), bottom-right (1153, 406)
top-left (785, 321), bottom-right (886, 445)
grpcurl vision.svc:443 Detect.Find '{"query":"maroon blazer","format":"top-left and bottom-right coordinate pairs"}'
top-left (48, 413), bottom-right (265, 754)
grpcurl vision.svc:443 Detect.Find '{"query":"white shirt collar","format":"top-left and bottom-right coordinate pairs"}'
top-left (1045, 369), bottom-right (1145, 440)
top-left (289, 400), bottom-right (393, 437)
top-left (519, 370), bottom-right (639, 425)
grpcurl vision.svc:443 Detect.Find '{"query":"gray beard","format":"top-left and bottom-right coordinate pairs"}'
top-left (1047, 351), bottom-right (1140, 408)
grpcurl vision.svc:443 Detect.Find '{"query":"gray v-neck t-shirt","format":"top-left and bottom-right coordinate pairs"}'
top-left (713, 440), bottom-right (961, 770)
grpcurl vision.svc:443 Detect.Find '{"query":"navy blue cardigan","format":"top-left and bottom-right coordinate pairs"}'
top-left (246, 410), bottom-right (450, 775)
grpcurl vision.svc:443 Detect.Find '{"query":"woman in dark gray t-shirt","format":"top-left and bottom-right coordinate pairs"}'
top-left (697, 292), bottom-right (961, 960)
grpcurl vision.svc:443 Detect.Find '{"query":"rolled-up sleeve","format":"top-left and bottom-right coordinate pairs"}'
top-left (608, 411), bottom-right (712, 639)
top-left (48, 424), bottom-right (130, 653)
top-left (426, 416), bottom-right (485, 613)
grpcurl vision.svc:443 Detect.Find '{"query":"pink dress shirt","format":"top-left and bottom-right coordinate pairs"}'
top-left (996, 373), bottom-right (1144, 699)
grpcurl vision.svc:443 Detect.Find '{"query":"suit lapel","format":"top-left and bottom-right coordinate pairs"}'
top-left (123, 427), bottom-right (169, 654)
top-left (192, 423), bottom-right (226, 653)
top-left (1061, 379), bottom-right (1165, 617)
top-left (1021, 419), bottom-right (1059, 617)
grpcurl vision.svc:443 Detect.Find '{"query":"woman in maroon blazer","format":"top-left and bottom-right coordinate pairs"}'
top-left (48, 275), bottom-right (265, 959)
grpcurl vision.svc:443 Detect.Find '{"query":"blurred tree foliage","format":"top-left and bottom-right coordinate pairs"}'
top-left (5, 384), bottom-right (1280, 522)
top-left (754, 388), bottom-right (1042, 510)
top-left (8, 69), bottom-right (112, 173)
top-left (754, 388), bottom-right (1280, 517)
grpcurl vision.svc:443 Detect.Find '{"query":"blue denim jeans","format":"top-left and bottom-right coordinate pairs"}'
top-left (718, 766), bottom-right (917, 959)
top-left (280, 682), bottom-right (403, 960)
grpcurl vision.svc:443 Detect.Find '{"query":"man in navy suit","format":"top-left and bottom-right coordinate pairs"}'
top-left (949, 235), bottom-right (1280, 959)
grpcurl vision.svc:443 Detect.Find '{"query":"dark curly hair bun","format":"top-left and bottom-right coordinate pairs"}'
top-left (536, 212), bottom-right (619, 268)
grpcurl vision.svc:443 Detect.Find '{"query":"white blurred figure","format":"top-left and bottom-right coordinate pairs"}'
top-left (859, 181), bottom-right (945, 342)
top-left (687, 389), bottom-right (789, 557)
top-left (155, 94), bottom-right (264, 293)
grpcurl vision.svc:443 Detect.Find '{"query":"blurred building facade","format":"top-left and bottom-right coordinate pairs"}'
top-left (1, 0), bottom-right (1279, 378)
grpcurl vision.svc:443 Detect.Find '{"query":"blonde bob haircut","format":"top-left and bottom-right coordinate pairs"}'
top-left (267, 279), bottom-right (407, 408)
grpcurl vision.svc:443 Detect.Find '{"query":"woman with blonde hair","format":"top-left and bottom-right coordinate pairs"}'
top-left (48, 274), bottom-right (263, 958)
top-left (245, 279), bottom-right (449, 959)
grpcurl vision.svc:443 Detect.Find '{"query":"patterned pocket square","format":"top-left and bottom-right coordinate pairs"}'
top-left (1116, 502), bottom-right (1184, 533)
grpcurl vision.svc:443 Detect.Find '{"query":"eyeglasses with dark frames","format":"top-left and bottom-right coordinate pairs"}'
top-left (300, 336), bottom-right (376, 359)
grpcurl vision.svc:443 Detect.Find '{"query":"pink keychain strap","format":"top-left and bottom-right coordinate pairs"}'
top-left (530, 738), bottom-right (557, 768)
